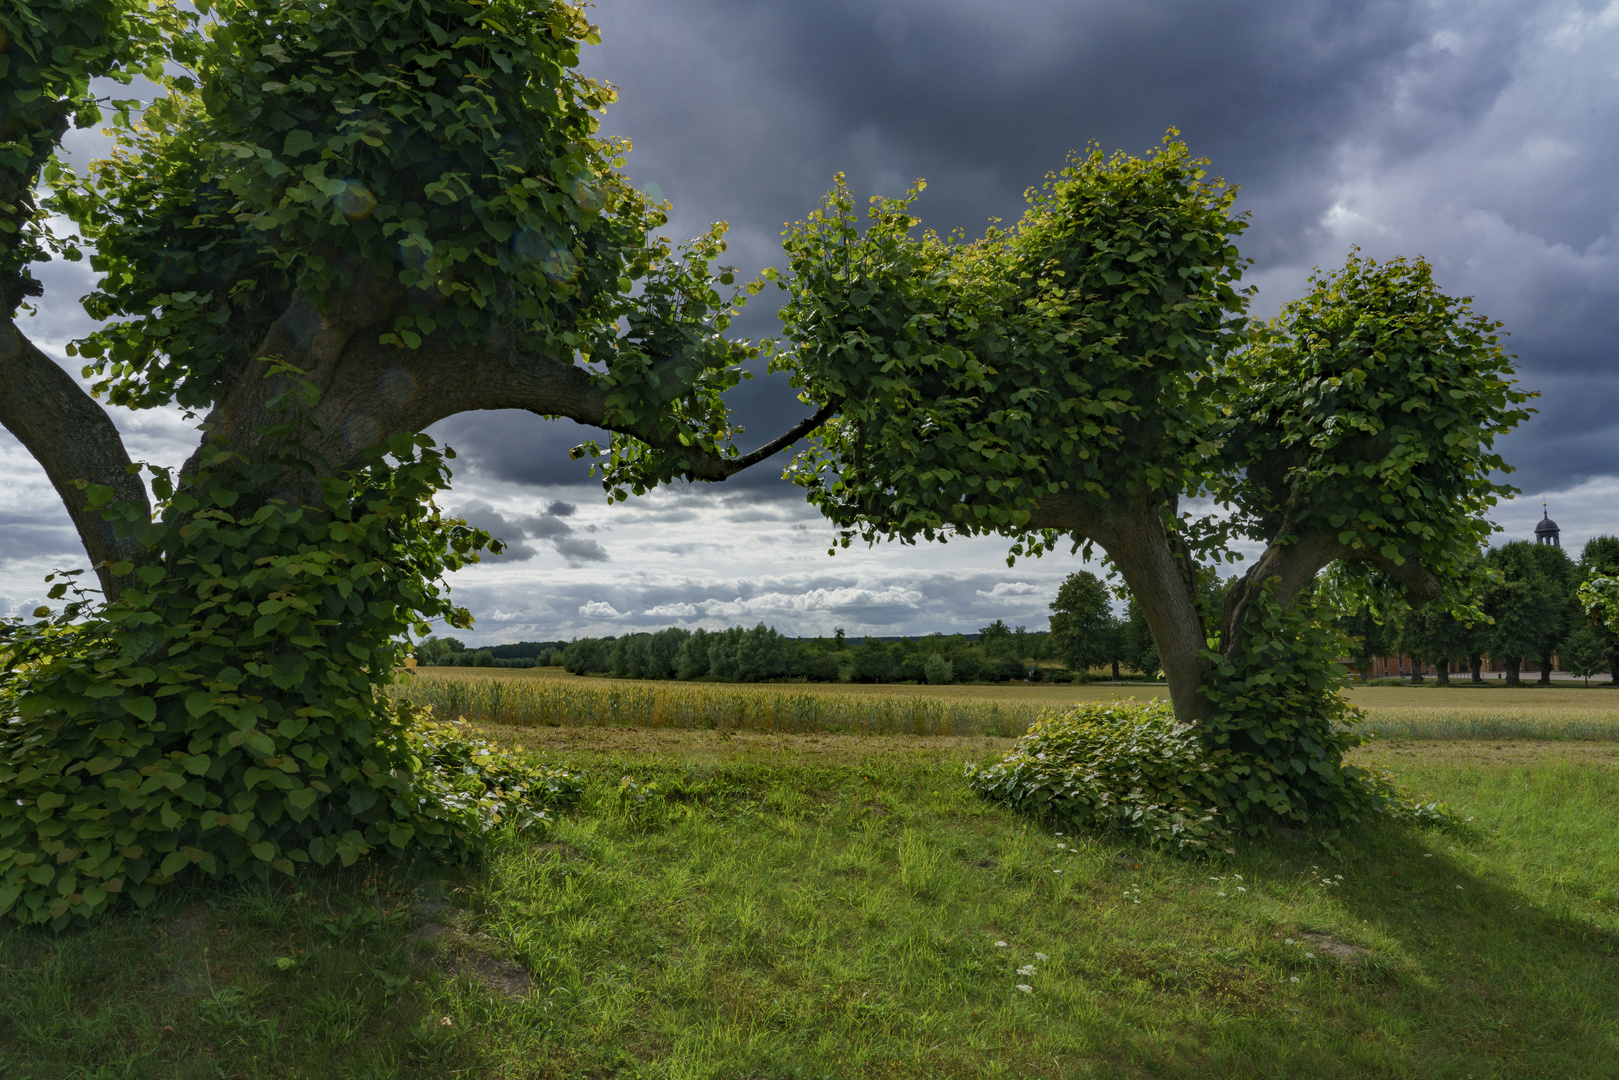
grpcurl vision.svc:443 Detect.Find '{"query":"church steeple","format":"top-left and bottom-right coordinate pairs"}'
top-left (1534, 502), bottom-right (1560, 547)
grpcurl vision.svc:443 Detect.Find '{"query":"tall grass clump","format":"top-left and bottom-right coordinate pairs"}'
top-left (399, 673), bottom-right (1043, 736)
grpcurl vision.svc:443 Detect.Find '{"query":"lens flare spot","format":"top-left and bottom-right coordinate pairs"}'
top-left (543, 247), bottom-right (581, 284)
top-left (572, 177), bottom-right (606, 214)
top-left (337, 183), bottom-right (376, 219)
top-left (345, 413), bottom-right (380, 448)
top-left (379, 367), bottom-right (417, 405)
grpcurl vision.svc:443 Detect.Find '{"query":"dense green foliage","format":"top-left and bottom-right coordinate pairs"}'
top-left (1579, 576), bottom-right (1619, 636)
top-left (774, 139), bottom-right (1248, 553)
top-left (768, 138), bottom-right (1529, 833)
top-left (550, 625), bottom-right (1054, 684)
top-left (55, 0), bottom-right (756, 482)
top-left (965, 700), bottom-right (1229, 851)
top-left (1218, 253), bottom-right (1527, 584)
top-left (1047, 571), bottom-right (1121, 675)
top-left (0, 381), bottom-right (581, 929)
top-left (0, 0), bottom-right (173, 312)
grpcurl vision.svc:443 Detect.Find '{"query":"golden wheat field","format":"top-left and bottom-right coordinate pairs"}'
top-left (398, 666), bottom-right (1619, 740)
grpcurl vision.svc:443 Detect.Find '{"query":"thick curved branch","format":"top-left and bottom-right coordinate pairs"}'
top-left (191, 303), bottom-right (839, 485)
top-left (1, 318), bottom-right (150, 599)
top-left (1220, 532), bottom-right (1348, 659)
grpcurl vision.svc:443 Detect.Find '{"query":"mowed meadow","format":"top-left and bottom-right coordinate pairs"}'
top-left (3, 671), bottom-right (1617, 1078)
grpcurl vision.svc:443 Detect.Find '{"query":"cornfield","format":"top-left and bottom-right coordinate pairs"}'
top-left (398, 672), bottom-right (1053, 736)
top-left (396, 669), bottom-right (1619, 741)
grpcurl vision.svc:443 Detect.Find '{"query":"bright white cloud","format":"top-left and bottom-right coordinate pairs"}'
top-left (643, 602), bottom-right (699, 617)
top-left (975, 581), bottom-right (1041, 598)
top-left (578, 601), bottom-right (626, 618)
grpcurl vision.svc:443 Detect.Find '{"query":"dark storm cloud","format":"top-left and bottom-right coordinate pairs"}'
top-left (452, 500), bottom-right (610, 565)
top-left (412, 0), bottom-right (1615, 504)
top-left (0, 512), bottom-right (83, 567)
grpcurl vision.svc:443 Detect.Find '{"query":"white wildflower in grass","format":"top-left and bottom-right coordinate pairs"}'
top-left (1289, 976), bottom-right (1300, 983)
top-left (1236, 886), bottom-right (1247, 893)
top-left (1284, 938), bottom-right (1296, 945)
top-left (1304, 953), bottom-right (1315, 960)
top-left (1054, 832), bottom-right (1064, 836)
top-left (1216, 891), bottom-right (1227, 897)
top-left (1015, 984), bottom-right (1033, 993)
top-left (1424, 853), bottom-right (1434, 858)
top-left (1233, 874), bottom-right (1242, 881)
top-left (1456, 885), bottom-right (1464, 890)
top-left (1053, 869), bottom-right (1062, 874)
top-left (1035, 953), bottom-right (1049, 962)
top-left (1017, 964), bottom-right (1037, 976)
top-left (1056, 843), bottom-right (1067, 849)
top-left (995, 941), bottom-right (1008, 947)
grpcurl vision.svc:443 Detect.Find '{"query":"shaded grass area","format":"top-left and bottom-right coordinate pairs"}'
top-left (3, 732), bottom-right (1616, 1078)
top-left (403, 668), bottom-right (1619, 741)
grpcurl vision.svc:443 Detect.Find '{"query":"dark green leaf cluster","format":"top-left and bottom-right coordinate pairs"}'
top-left (775, 137), bottom-right (1248, 552)
top-left (964, 700), bottom-right (1230, 853)
top-left (0, 0), bottom-right (168, 313)
top-left (1199, 593), bottom-right (1378, 825)
top-left (1219, 252), bottom-right (1532, 579)
top-left (0, 375), bottom-right (580, 929)
top-left (59, 0), bottom-right (757, 467)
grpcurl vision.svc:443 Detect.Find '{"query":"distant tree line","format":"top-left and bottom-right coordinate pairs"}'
top-left (413, 621), bottom-right (1102, 685)
top-left (1334, 536), bottom-right (1619, 686)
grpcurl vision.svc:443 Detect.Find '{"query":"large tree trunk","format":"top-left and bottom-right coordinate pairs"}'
top-left (1435, 658), bottom-right (1450, 686)
top-left (0, 318), bottom-right (149, 599)
top-left (1536, 654), bottom-right (1553, 685)
top-left (1028, 492), bottom-right (1207, 724)
top-left (1503, 659), bottom-right (1521, 686)
top-left (1028, 489), bottom-right (1445, 726)
top-left (1469, 654), bottom-right (1484, 683)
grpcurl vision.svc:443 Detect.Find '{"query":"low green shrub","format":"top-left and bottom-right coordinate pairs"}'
top-left (964, 700), bottom-right (1230, 852)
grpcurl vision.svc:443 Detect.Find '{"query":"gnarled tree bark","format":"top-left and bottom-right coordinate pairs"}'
top-left (1028, 488), bottom-right (1446, 727)
top-left (1, 317), bottom-right (149, 599)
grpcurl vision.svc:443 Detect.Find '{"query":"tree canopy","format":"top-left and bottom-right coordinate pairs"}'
top-left (1048, 571), bottom-right (1118, 676)
top-left (772, 136), bottom-right (1531, 823)
top-left (0, 0), bottom-right (821, 928)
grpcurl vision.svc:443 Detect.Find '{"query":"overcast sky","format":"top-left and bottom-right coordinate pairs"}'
top-left (4, 0), bottom-right (1617, 643)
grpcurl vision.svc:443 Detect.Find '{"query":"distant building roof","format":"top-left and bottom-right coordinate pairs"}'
top-left (1535, 511), bottom-right (1560, 535)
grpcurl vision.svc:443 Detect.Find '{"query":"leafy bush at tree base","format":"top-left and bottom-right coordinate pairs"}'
top-left (0, 385), bottom-right (581, 930)
top-left (966, 695), bottom-right (1456, 854)
top-left (965, 701), bottom-right (1231, 852)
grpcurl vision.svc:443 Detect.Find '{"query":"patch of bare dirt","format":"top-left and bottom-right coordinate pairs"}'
top-left (1301, 931), bottom-right (1368, 963)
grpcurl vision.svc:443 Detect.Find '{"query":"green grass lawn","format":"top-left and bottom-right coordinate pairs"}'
top-left (3, 729), bottom-right (1616, 1078)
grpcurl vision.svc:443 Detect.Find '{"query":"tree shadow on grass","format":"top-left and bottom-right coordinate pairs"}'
top-left (1122, 819), bottom-right (1619, 1079)
top-left (0, 858), bottom-right (517, 1080)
